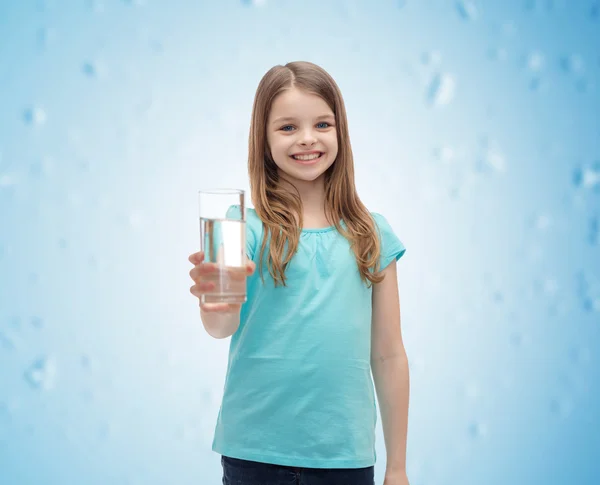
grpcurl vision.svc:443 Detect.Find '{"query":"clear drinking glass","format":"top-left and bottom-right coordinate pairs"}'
top-left (198, 188), bottom-right (246, 304)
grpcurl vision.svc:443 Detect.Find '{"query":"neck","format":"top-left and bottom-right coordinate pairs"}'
top-left (278, 172), bottom-right (328, 222)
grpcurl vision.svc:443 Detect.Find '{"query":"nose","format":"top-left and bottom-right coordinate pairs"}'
top-left (299, 129), bottom-right (317, 147)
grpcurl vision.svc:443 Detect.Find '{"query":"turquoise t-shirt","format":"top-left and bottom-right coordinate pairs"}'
top-left (212, 207), bottom-right (406, 469)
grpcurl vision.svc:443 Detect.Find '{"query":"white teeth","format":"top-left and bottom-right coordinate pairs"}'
top-left (292, 153), bottom-right (321, 161)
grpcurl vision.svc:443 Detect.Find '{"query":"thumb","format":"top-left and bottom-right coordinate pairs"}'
top-left (189, 251), bottom-right (204, 265)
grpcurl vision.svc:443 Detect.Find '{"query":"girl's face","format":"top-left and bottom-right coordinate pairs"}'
top-left (266, 87), bottom-right (338, 185)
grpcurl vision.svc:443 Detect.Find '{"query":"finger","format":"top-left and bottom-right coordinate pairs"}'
top-left (246, 260), bottom-right (256, 275)
top-left (189, 263), bottom-right (219, 280)
top-left (189, 266), bottom-right (203, 281)
top-left (199, 265), bottom-right (247, 281)
top-left (188, 251), bottom-right (204, 265)
top-left (190, 281), bottom-right (217, 297)
top-left (226, 267), bottom-right (248, 281)
top-left (189, 284), bottom-right (200, 298)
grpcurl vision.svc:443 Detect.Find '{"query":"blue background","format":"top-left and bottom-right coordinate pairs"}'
top-left (1, 0), bottom-right (599, 484)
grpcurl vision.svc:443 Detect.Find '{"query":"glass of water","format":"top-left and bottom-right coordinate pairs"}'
top-left (198, 188), bottom-right (247, 304)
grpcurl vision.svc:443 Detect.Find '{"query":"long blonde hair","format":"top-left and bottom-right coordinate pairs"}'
top-left (248, 61), bottom-right (383, 287)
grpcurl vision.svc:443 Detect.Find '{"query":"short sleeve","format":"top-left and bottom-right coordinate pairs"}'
top-left (372, 212), bottom-right (406, 270)
top-left (226, 205), bottom-right (261, 261)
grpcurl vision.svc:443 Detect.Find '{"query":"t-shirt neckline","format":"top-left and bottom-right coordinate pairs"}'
top-left (301, 225), bottom-right (336, 233)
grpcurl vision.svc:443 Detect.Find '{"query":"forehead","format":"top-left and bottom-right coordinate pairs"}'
top-left (269, 88), bottom-right (333, 120)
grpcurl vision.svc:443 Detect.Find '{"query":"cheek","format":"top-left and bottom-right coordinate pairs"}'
top-left (267, 138), bottom-right (289, 168)
top-left (327, 133), bottom-right (339, 155)
top-left (269, 140), bottom-right (287, 161)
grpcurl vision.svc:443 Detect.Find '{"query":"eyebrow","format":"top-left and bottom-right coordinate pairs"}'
top-left (271, 114), bottom-right (335, 125)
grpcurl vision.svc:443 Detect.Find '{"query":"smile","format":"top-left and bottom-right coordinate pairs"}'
top-left (290, 152), bottom-right (324, 164)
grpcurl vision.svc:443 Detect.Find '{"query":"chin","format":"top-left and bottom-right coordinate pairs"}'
top-left (294, 172), bottom-right (326, 182)
top-left (285, 165), bottom-right (328, 182)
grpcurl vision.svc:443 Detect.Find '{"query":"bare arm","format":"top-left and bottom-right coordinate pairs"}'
top-left (371, 260), bottom-right (410, 478)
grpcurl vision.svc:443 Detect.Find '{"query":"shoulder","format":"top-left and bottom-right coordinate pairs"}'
top-left (370, 211), bottom-right (385, 223)
top-left (369, 211), bottom-right (393, 234)
top-left (247, 207), bottom-right (263, 231)
top-left (226, 205), bottom-right (264, 240)
top-left (245, 207), bottom-right (264, 242)
top-left (225, 206), bottom-right (264, 260)
top-left (226, 205), bottom-right (261, 224)
top-left (368, 211), bottom-right (406, 265)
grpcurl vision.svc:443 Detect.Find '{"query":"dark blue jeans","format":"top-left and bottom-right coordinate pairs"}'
top-left (221, 455), bottom-right (375, 485)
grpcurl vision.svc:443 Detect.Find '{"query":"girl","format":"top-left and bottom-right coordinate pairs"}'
top-left (189, 61), bottom-right (410, 485)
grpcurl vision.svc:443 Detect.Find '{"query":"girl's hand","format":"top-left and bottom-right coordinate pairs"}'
top-left (188, 251), bottom-right (256, 313)
top-left (383, 470), bottom-right (410, 485)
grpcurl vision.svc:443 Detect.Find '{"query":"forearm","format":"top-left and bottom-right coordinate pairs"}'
top-left (200, 309), bottom-right (241, 339)
top-left (371, 351), bottom-right (410, 473)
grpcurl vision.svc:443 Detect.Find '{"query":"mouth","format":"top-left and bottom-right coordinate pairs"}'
top-left (289, 152), bottom-right (324, 164)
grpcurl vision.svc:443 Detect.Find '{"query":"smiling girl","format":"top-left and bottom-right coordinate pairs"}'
top-left (189, 61), bottom-right (410, 485)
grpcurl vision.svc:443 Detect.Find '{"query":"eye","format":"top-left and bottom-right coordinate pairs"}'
top-left (280, 125), bottom-right (295, 132)
top-left (316, 121), bottom-right (332, 129)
